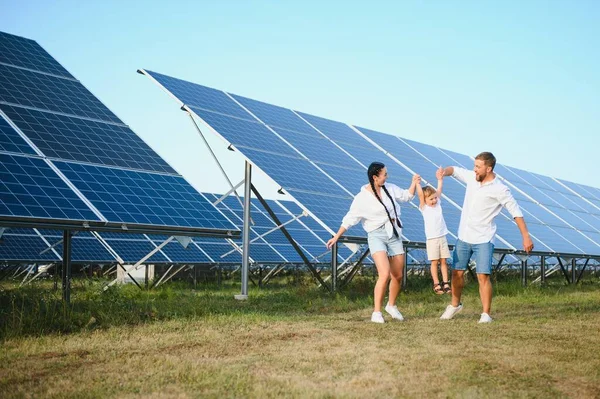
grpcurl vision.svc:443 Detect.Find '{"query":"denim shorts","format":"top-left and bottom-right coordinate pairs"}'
top-left (367, 225), bottom-right (404, 257)
top-left (451, 239), bottom-right (494, 274)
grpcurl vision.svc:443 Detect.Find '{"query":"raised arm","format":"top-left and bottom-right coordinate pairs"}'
top-left (408, 174), bottom-right (421, 197)
top-left (416, 180), bottom-right (425, 208)
top-left (442, 166), bottom-right (454, 177)
top-left (436, 166), bottom-right (444, 196)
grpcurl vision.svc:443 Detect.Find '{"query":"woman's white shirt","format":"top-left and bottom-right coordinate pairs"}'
top-left (341, 183), bottom-right (414, 238)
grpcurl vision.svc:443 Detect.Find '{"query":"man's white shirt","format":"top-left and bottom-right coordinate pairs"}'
top-left (452, 167), bottom-right (523, 244)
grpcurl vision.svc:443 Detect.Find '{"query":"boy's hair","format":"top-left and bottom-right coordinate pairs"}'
top-left (423, 186), bottom-right (436, 198)
top-left (475, 151), bottom-right (496, 170)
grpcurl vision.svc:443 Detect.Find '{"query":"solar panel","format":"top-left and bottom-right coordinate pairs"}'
top-left (0, 153), bottom-right (99, 221)
top-left (54, 161), bottom-right (233, 229)
top-left (0, 113), bottom-right (36, 155)
top-left (0, 32), bottom-right (73, 78)
top-left (1, 104), bottom-right (175, 173)
top-left (101, 239), bottom-right (169, 263)
top-left (0, 32), bottom-right (237, 237)
top-left (143, 71), bottom-right (600, 256)
top-left (0, 233), bottom-right (59, 262)
top-left (231, 94), bottom-right (324, 138)
top-left (0, 64), bottom-right (120, 123)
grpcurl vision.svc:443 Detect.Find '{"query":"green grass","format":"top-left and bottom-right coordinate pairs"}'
top-left (0, 275), bottom-right (599, 398)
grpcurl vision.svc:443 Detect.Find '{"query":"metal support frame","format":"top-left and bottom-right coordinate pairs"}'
top-left (251, 183), bottom-right (330, 292)
top-left (541, 256), bottom-right (546, 285)
top-left (152, 264), bottom-right (189, 289)
top-left (521, 259), bottom-right (528, 287)
top-left (339, 247), bottom-right (371, 289)
top-left (331, 242), bottom-right (338, 292)
top-left (556, 257), bottom-right (571, 284)
top-left (186, 111), bottom-right (245, 210)
top-left (62, 230), bottom-right (72, 304)
top-left (571, 258), bottom-right (577, 285)
top-left (235, 161), bottom-right (252, 300)
top-left (576, 258), bottom-right (590, 284)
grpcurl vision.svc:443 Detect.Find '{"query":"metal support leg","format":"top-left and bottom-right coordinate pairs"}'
top-left (571, 258), bottom-right (577, 285)
top-left (62, 230), bottom-right (72, 304)
top-left (521, 259), bottom-right (527, 287)
top-left (576, 258), bottom-right (590, 284)
top-left (235, 161), bottom-right (251, 301)
top-left (331, 241), bottom-right (338, 293)
top-left (541, 256), bottom-right (546, 285)
top-left (557, 257), bottom-right (570, 284)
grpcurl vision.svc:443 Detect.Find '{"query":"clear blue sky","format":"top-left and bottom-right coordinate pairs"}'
top-left (2, 0), bottom-right (599, 197)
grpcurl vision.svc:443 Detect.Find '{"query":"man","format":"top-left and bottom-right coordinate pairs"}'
top-left (439, 152), bottom-right (534, 323)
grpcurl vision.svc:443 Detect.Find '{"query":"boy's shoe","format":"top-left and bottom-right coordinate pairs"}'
top-left (384, 304), bottom-right (405, 321)
top-left (440, 303), bottom-right (463, 320)
top-left (478, 313), bottom-right (493, 323)
top-left (371, 311), bottom-right (385, 324)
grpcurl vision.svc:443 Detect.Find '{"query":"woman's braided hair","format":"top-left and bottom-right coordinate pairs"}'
top-left (368, 162), bottom-right (402, 238)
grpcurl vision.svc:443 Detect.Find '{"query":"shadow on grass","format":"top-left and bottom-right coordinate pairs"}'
top-left (0, 275), bottom-right (598, 340)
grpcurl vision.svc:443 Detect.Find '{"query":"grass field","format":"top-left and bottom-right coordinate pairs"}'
top-left (1, 275), bottom-right (599, 398)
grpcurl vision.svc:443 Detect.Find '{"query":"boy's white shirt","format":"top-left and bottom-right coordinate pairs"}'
top-left (452, 167), bottom-right (523, 244)
top-left (419, 198), bottom-right (449, 240)
top-left (341, 183), bottom-right (414, 238)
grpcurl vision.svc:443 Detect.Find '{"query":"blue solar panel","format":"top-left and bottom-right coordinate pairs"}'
top-left (54, 161), bottom-right (235, 229)
top-left (272, 128), bottom-right (360, 169)
top-left (103, 239), bottom-right (169, 263)
top-left (194, 241), bottom-right (241, 263)
top-left (145, 70), bottom-right (252, 120)
top-left (0, 114), bottom-right (36, 155)
top-left (53, 237), bottom-right (116, 263)
top-left (231, 94), bottom-right (323, 137)
top-left (0, 153), bottom-right (98, 220)
top-left (192, 108), bottom-right (299, 157)
top-left (152, 241), bottom-right (212, 263)
top-left (0, 233), bottom-right (59, 261)
top-left (238, 147), bottom-right (350, 196)
top-left (1, 104), bottom-right (175, 173)
top-left (559, 180), bottom-right (600, 201)
top-left (0, 64), bottom-right (120, 123)
top-left (0, 32), bottom-right (73, 78)
top-left (297, 112), bottom-right (366, 146)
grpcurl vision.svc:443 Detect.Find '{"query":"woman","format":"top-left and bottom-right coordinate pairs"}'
top-left (327, 162), bottom-right (419, 323)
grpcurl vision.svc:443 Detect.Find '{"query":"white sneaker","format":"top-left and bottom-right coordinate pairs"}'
top-left (440, 303), bottom-right (463, 320)
top-left (371, 311), bottom-right (385, 323)
top-left (478, 313), bottom-right (493, 323)
top-left (384, 304), bottom-right (405, 321)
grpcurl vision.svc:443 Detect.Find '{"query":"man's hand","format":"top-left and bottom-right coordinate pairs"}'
top-left (436, 166), bottom-right (444, 180)
top-left (523, 235), bottom-right (534, 253)
top-left (326, 236), bottom-right (338, 250)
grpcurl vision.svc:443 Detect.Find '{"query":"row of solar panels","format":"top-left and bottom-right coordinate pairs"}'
top-left (0, 193), bottom-right (361, 264)
top-left (141, 70), bottom-right (600, 257)
top-left (0, 31), bottom-right (237, 237)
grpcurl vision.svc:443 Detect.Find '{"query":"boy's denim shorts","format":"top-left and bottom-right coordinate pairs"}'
top-left (367, 225), bottom-right (404, 257)
top-left (452, 239), bottom-right (494, 274)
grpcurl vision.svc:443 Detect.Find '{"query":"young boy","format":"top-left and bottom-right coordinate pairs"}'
top-left (417, 167), bottom-right (451, 294)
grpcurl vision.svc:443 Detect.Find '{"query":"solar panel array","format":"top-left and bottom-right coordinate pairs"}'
top-left (0, 31), bottom-right (236, 237)
top-left (0, 193), bottom-right (359, 265)
top-left (142, 69), bottom-right (600, 257)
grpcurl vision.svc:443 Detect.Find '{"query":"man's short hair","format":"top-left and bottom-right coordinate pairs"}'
top-left (475, 152), bottom-right (496, 170)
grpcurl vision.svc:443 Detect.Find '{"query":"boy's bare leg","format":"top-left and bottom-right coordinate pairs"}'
top-left (430, 259), bottom-right (440, 284)
top-left (440, 258), bottom-right (449, 282)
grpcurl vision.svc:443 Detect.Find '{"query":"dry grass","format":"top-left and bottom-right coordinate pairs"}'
top-left (0, 279), bottom-right (599, 398)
